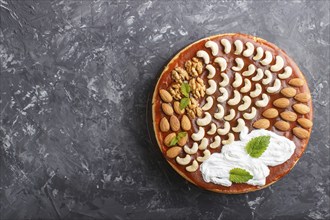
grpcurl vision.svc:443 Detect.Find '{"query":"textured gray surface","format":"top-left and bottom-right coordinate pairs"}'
top-left (0, 0), bottom-right (329, 219)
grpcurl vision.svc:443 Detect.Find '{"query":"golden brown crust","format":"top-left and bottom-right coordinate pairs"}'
top-left (151, 33), bottom-right (313, 194)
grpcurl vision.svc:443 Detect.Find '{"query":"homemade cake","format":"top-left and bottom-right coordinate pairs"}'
top-left (152, 33), bottom-right (313, 194)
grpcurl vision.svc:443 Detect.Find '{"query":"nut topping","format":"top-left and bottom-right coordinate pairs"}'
top-left (159, 89), bottom-right (173, 103)
top-left (273, 98), bottom-right (290, 108)
top-left (280, 111), bottom-right (297, 122)
top-left (160, 117), bottom-right (170, 132)
top-left (281, 87), bottom-right (296, 98)
top-left (274, 121), bottom-right (290, 131)
top-left (177, 134), bottom-right (188, 146)
top-left (173, 101), bottom-right (185, 114)
top-left (181, 115), bottom-right (191, 131)
top-left (170, 115), bottom-right (180, 131)
top-left (297, 118), bottom-right (313, 129)
top-left (164, 132), bottom-right (176, 146)
top-left (288, 78), bottom-right (305, 87)
top-left (293, 127), bottom-right (310, 139)
top-left (166, 146), bottom-right (182, 158)
top-left (253, 119), bottom-right (270, 129)
top-left (292, 104), bottom-right (310, 114)
top-left (189, 77), bottom-right (206, 99)
top-left (185, 57), bottom-right (203, 77)
top-left (294, 93), bottom-right (311, 103)
top-left (171, 67), bottom-right (190, 84)
top-left (262, 108), bottom-right (279, 119)
top-left (162, 103), bottom-right (174, 116)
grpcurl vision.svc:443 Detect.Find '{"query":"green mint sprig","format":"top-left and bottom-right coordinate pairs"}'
top-left (245, 135), bottom-right (270, 158)
top-left (229, 168), bottom-right (253, 183)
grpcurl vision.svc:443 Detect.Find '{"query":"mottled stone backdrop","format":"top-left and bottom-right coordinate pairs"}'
top-left (0, 0), bottom-right (329, 219)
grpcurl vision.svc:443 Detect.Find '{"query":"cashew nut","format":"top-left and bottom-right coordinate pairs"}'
top-left (206, 79), bottom-right (217, 95)
top-left (253, 47), bottom-right (264, 61)
top-left (214, 57), bottom-right (227, 72)
top-left (270, 55), bottom-right (284, 72)
top-left (197, 150), bottom-right (211, 162)
top-left (222, 133), bottom-right (234, 145)
top-left (243, 107), bottom-right (257, 120)
top-left (243, 42), bottom-right (254, 57)
top-left (217, 87), bottom-right (229, 102)
top-left (227, 90), bottom-right (241, 106)
top-left (198, 138), bottom-right (209, 150)
top-left (206, 64), bottom-right (216, 79)
top-left (242, 64), bottom-right (256, 76)
top-left (217, 121), bottom-right (230, 135)
top-left (267, 78), bottom-right (281, 93)
top-left (176, 154), bottom-right (191, 165)
top-left (207, 123), bottom-right (217, 135)
top-left (184, 143), bottom-right (198, 154)
top-left (192, 127), bottom-right (205, 141)
top-left (260, 51), bottom-right (272, 65)
top-left (278, 66), bottom-right (292, 79)
top-left (232, 58), bottom-right (244, 71)
top-left (250, 83), bottom-right (262, 98)
top-left (197, 112), bottom-right (212, 127)
top-left (186, 160), bottom-right (199, 172)
top-left (210, 136), bottom-right (221, 149)
top-left (238, 96), bottom-right (252, 111)
top-left (240, 79), bottom-right (252, 93)
top-left (205, 41), bottom-right (219, 56)
top-left (233, 72), bottom-right (243, 88)
top-left (234, 39), bottom-right (243, 55)
top-left (197, 50), bottom-right (210, 64)
top-left (256, 93), bottom-right (269, 107)
top-left (219, 73), bottom-right (229, 87)
top-left (262, 70), bottom-right (273, 85)
top-left (202, 96), bottom-right (214, 111)
top-left (224, 109), bottom-right (236, 121)
top-left (214, 104), bottom-right (225, 120)
top-left (252, 68), bottom-right (264, 81)
top-left (232, 119), bottom-right (245, 133)
top-left (220, 39), bottom-right (231, 54)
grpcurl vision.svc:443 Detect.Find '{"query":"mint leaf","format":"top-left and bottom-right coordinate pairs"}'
top-left (229, 168), bottom-right (253, 183)
top-left (169, 136), bottom-right (178, 146)
top-left (177, 132), bottom-right (187, 140)
top-left (179, 97), bottom-right (190, 110)
top-left (169, 132), bottom-right (187, 146)
top-left (181, 83), bottom-right (190, 98)
top-left (245, 135), bottom-right (270, 158)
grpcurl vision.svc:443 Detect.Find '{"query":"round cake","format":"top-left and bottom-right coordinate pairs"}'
top-left (152, 33), bottom-right (313, 194)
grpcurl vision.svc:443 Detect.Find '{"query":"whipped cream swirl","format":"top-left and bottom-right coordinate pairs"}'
top-left (200, 127), bottom-right (296, 187)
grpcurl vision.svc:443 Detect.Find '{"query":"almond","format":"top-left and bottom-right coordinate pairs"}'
top-left (162, 103), bottom-right (174, 116)
top-left (181, 115), bottom-right (191, 131)
top-left (293, 104), bottom-right (310, 114)
top-left (274, 121), bottom-right (290, 131)
top-left (273, 98), bottom-right (290, 108)
top-left (297, 118), bottom-right (313, 129)
top-left (281, 87), bottom-right (297, 98)
top-left (164, 132), bottom-right (176, 146)
top-left (253, 119), bottom-right (270, 129)
top-left (159, 89), bottom-right (173, 103)
top-left (293, 127), bottom-right (310, 139)
top-left (174, 101), bottom-right (185, 115)
top-left (262, 108), bottom-right (279, 119)
top-left (166, 146), bottom-right (182, 158)
top-left (160, 117), bottom-right (170, 132)
top-left (280, 111), bottom-right (297, 122)
top-left (294, 93), bottom-right (311, 103)
top-left (289, 78), bottom-right (305, 87)
top-left (177, 134), bottom-right (188, 146)
top-left (170, 115), bottom-right (180, 131)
